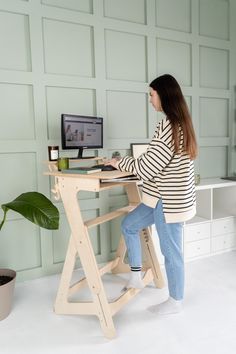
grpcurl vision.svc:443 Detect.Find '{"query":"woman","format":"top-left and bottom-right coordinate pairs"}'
top-left (106, 74), bottom-right (197, 315)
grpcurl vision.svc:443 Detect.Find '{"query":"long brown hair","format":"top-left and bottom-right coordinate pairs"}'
top-left (150, 74), bottom-right (197, 160)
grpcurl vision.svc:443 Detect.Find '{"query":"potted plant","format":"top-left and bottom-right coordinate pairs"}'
top-left (0, 191), bottom-right (59, 320)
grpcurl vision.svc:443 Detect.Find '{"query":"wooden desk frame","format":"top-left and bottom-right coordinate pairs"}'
top-left (46, 168), bottom-right (164, 339)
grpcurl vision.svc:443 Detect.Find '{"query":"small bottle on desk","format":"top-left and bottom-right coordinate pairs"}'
top-left (48, 146), bottom-right (59, 161)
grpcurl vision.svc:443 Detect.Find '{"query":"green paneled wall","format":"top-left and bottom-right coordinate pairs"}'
top-left (0, 0), bottom-right (235, 281)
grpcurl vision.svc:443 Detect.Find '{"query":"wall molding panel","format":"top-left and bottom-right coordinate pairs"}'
top-left (155, 0), bottom-right (191, 33)
top-left (0, 10), bottom-right (32, 71)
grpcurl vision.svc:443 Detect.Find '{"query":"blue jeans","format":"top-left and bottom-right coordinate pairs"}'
top-left (121, 200), bottom-right (184, 300)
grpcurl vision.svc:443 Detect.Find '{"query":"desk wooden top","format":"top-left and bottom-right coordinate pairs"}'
top-left (44, 170), bottom-right (133, 180)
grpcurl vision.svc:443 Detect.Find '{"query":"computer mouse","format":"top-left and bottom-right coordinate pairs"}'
top-left (101, 165), bottom-right (117, 171)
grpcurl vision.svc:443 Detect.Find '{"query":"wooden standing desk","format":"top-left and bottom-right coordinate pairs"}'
top-left (45, 167), bottom-right (164, 338)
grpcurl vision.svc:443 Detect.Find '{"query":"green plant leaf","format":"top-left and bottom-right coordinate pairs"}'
top-left (0, 192), bottom-right (59, 231)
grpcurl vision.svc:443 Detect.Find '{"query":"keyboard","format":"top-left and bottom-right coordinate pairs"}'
top-left (91, 164), bottom-right (117, 171)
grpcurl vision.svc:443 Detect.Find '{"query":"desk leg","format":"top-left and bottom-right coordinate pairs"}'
top-left (56, 178), bottom-right (116, 339)
top-left (75, 230), bottom-right (116, 339)
top-left (54, 235), bottom-right (77, 311)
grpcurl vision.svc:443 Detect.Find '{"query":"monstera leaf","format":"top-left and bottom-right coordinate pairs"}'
top-left (0, 192), bottom-right (59, 231)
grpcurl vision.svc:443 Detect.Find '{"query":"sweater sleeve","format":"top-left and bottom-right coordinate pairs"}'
top-left (117, 139), bottom-right (173, 181)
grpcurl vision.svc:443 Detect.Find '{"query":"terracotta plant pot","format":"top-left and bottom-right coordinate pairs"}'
top-left (0, 268), bottom-right (16, 320)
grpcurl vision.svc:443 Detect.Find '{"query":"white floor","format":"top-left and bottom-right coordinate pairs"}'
top-left (1, 252), bottom-right (236, 354)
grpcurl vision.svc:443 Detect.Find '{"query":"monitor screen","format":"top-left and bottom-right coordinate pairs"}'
top-left (61, 114), bottom-right (103, 158)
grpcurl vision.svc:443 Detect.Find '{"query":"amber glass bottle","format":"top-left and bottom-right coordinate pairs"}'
top-left (48, 146), bottom-right (59, 161)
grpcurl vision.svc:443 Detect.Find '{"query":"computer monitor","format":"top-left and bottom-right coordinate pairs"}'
top-left (61, 114), bottom-right (103, 159)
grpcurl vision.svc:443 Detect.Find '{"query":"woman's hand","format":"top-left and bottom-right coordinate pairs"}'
top-left (104, 158), bottom-right (120, 168)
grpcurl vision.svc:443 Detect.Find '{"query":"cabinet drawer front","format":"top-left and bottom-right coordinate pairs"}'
top-left (185, 239), bottom-right (211, 259)
top-left (212, 233), bottom-right (236, 252)
top-left (212, 218), bottom-right (235, 237)
top-left (184, 223), bottom-right (211, 242)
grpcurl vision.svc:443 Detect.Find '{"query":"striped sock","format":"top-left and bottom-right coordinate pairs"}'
top-left (131, 266), bottom-right (142, 272)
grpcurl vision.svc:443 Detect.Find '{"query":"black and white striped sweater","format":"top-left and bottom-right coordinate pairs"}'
top-left (117, 116), bottom-right (196, 223)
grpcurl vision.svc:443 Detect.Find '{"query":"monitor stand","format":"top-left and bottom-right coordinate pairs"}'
top-left (70, 147), bottom-right (95, 159)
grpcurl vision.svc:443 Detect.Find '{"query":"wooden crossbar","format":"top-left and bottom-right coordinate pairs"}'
top-left (84, 205), bottom-right (136, 228)
top-left (99, 181), bottom-right (131, 191)
top-left (109, 269), bottom-right (153, 315)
